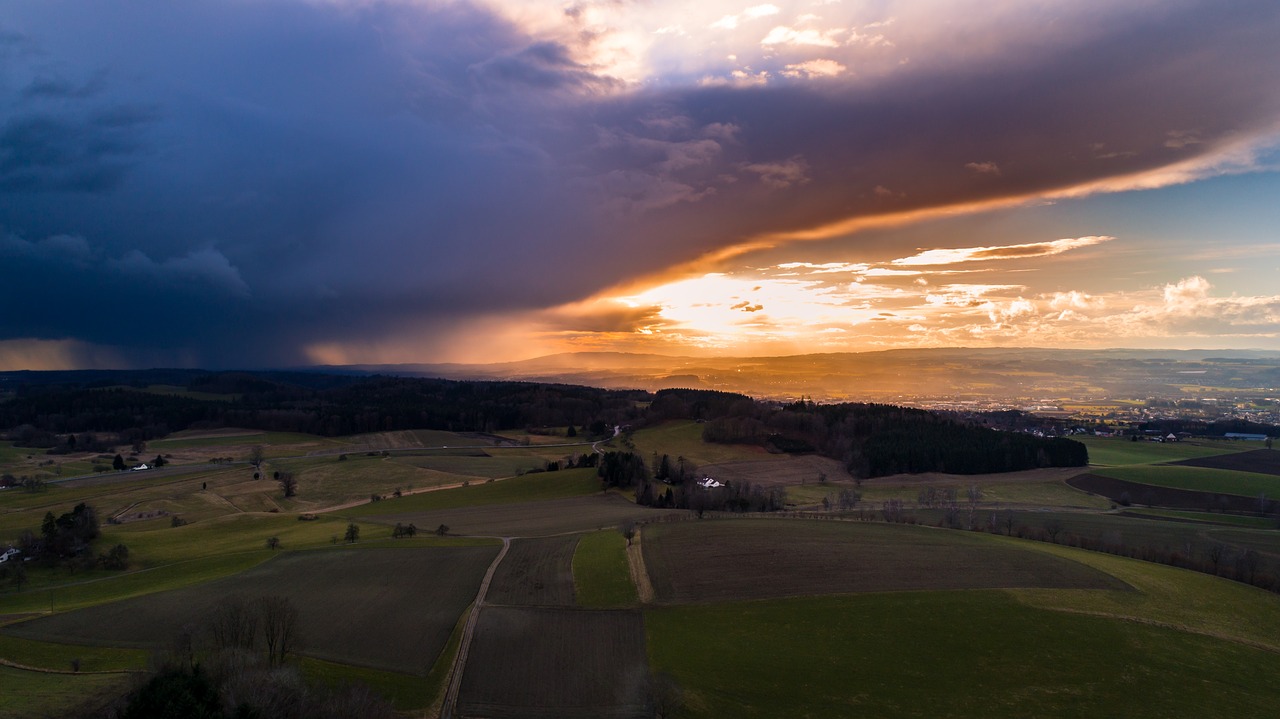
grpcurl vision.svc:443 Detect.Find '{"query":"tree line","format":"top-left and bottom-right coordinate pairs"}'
top-left (699, 399), bottom-right (1088, 478)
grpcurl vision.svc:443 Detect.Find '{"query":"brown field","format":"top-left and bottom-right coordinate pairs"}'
top-left (487, 536), bottom-right (580, 606)
top-left (456, 607), bottom-right (649, 719)
top-left (698, 454), bottom-right (852, 487)
top-left (641, 520), bottom-right (1128, 604)
top-left (1173, 449), bottom-right (1280, 477)
top-left (3, 546), bottom-right (497, 675)
top-left (1067, 473), bottom-right (1260, 512)
top-left (367, 493), bottom-right (685, 537)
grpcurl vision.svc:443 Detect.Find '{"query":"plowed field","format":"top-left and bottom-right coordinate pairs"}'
top-left (456, 607), bottom-right (649, 719)
top-left (642, 519), bottom-right (1128, 604)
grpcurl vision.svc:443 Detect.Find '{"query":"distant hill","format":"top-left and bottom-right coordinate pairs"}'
top-left (325, 347), bottom-right (1280, 402)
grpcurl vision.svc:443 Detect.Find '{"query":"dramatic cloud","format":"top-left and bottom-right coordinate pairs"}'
top-left (891, 237), bottom-right (1114, 267)
top-left (1, 1), bottom-right (1279, 366)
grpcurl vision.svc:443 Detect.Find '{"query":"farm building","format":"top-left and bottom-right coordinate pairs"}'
top-left (0, 547), bottom-right (20, 564)
top-left (697, 477), bottom-right (723, 489)
top-left (1224, 433), bottom-right (1268, 441)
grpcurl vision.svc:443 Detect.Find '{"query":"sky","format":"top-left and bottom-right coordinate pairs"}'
top-left (1, 0), bottom-right (1279, 370)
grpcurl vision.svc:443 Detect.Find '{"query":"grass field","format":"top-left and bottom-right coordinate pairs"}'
top-left (487, 535), bottom-right (579, 606)
top-left (1095, 465), bottom-right (1280, 497)
top-left (366, 493), bottom-right (681, 538)
top-left (641, 520), bottom-right (1126, 604)
top-left (573, 530), bottom-right (636, 608)
top-left (4, 546), bottom-right (498, 675)
top-left (1007, 538), bottom-right (1280, 652)
top-left (630, 421), bottom-right (775, 467)
top-left (1076, 436), bottom-right (1243, 467)
top-left (0, 665), bottom-right (133, 719)
top-left (646, 590), bottom-right (1280, 718)
top-left (458, 607), bottom-right (649, 719)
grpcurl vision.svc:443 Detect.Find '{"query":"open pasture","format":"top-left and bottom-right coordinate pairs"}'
top-left (646, 590), bottom-right (1280, 719)
top-left (1173, 448), bottom-right (1280, 476)
top-left (366, 492), bottom-right (682, 538)
top-left (487, 535), bottom-right (579, 606)
top-left (641, 520), bottom-right (1127, 604)
top-left (3, 546), bottom-right (497, 675)
top-left (457, 607), bottom-right (649, 719)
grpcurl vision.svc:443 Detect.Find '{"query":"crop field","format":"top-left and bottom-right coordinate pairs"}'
top-left (573, 530), bottom-right (636, 608)
top-left (344, 429), bottom-right (493, 450)
top-left (646, 590), bottom-right (1280, 719)
top-left (1122, 508), bottom-right (1276, 528)
top-left (341, 468), bottom-right (602, 516)
top-left (149, 430), bottom-right (348, 460)
top-left (366, 493), bottom-right (683, 538)
top-left (824, 466), bottom-right (1110, 509)
top-left (4, 546), bottom-right (497, 675)
top-left (1069, 473), bottom-right (1270, 514)
top-left (1095, 464), bottom-right (1280, 498)
top-left (487, 535), bottom-right (579, 606)
top-left (641, 520), bottom-right (1126, 604)
top-left (699, 454), bottom-right (851, 488)
top-left (0, 665), bottom-right (132, 719)
top-left (1076, 436), bottom-right (1242, 467)
top-left (629, 421), bottom-right (776, 467)
top-left (388, 453), bottom-right (550, 479)
top-left (1173, 448), bottom-right (1280, 476)
top-left (457, 607), bottom-right (649, 719)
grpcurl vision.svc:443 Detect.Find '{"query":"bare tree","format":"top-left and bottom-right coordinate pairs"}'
top-left (1002, 510), bottom-right (1017, 537)
top-left (207, 595), bottom-right (259, 652)
top-left (277, 472), bottom-right (298, 498)
top-left (966, 485), bottom-right (983, 530)
top-left (1044, 518), bottom-right (1065, 543)
top-left (648, 672), bottom-right (685, 719)
top-left (248, 445), bottom-right (265, 473)
top-left (619, 520), bottom-right (637, 546)
top-left (1208, 544), bottom-right (1225, 575)
top-left (258, 595), bottom-right (299, 666)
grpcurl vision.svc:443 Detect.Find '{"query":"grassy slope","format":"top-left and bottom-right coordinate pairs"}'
top-left (573, 530), bottom-right (636, 608)
top-left (1006, 538), bottom-right (1280, 651)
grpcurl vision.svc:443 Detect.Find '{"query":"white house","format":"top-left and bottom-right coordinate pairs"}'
top-left (696, 477), bottom-right (723, 489)
top-left (131, 463), bottom-right (150, 471)
top-left (0, 547), bottom-right (20, 564)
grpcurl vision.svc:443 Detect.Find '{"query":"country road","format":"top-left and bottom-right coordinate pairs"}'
top-left (440, 536), bottom-right (512, 719)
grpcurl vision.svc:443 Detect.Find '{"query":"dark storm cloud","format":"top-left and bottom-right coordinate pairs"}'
top-left (1, 0), bottom-right (1278, 367)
